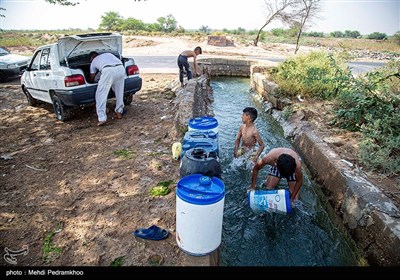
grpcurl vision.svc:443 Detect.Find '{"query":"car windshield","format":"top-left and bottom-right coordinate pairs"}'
top-left (0, 47), bottom-right (10, 56)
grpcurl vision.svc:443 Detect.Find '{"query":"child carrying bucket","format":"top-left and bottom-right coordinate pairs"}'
top-left (233, 107), bottom-right (265, 163)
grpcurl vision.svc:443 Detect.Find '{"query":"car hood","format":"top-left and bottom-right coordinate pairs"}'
top-left (57, 33), bottom-right (122, 61)
top-left (0, 53), bottom-right (31, 64)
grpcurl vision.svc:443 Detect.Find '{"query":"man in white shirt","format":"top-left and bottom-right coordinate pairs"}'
top-left (89, 51), bottom-right (125, 126)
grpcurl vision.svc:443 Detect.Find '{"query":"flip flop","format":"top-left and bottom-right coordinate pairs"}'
top-left (133, 225), bottom-right (169, 241)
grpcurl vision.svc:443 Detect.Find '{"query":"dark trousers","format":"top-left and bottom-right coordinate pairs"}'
top-left (177, 54), bottom-right (192, 84)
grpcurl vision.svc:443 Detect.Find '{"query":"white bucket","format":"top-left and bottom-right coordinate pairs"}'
top-left (188, 116), bottom-right (219, 135)
top-left (176, 174), bottom-right (225, 256)
top-left (248, 189), bottom-right (292, 214)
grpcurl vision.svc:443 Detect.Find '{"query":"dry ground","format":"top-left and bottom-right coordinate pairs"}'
top-left (0, 36), bottom-right (398, 267)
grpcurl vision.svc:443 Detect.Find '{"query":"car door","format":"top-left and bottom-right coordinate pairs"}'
top-left (23, 48), bottom-right (53, 103)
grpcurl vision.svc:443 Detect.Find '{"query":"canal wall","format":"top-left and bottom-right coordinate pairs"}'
top-left (173, 57), bottom-right (400, 266)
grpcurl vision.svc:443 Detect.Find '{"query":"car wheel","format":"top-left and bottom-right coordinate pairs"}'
top-left (52, 95), bottom-right (71, 122)
top-left (124, 93), bottom-right (133, 105)
top-left (0, 71), bottom-right (6, 83)
top-left (22, 86), bottom-right (38, 106)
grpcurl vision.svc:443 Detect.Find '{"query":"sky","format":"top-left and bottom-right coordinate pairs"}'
top-left (0, 0), bottom-right (399, 35)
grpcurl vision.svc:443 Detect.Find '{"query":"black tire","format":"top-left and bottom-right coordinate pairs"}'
top-left (123, 93), bottom-right (133, 105)
top-left (52, 95), bottom-right (72, 122)
top-left (0, 71), bottom-right (6, 83)
top-left (22, 86), bottom-right (38, 106)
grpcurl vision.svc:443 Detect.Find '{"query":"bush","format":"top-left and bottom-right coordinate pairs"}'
top-left (367, 32), bottom-right (387, 40)
top-left (270, 51), bottom-right (350, 99)
top-left (393, 31), bottom-right (400, 45)
top-left (332, 63), bottom-right (400, 176)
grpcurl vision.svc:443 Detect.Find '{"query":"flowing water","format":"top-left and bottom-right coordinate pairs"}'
top-left (211, 77), bottom-right (365, 266)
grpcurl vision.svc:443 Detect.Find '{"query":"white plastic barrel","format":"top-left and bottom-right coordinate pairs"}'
top-left (176, 174), bottom-right (225, 256)
top-left (188, 116), bottom-right (219, 135)
top-left (248, 189), bottom-right (292, 214)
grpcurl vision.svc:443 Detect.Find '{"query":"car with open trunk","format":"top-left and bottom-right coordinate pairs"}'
top-left (20, 32), bottom-right (142, 121)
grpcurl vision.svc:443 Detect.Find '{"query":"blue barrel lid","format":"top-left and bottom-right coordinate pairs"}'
top-left (177, 174), bottom-right (225, 205)
top-left (184, 130), bottom-right (218, 140)
top-left (188, 116), bottom-right (218, 131)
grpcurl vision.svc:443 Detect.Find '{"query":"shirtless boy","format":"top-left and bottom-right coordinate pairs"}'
top-left (234, 107), bottom-right (265, 163)
top-left (250, 147), bottom-right (303, 201)
top-left (177, 46), bottom-right (202, 87)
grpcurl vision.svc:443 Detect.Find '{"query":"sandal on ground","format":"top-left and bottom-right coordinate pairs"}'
top-left (97, 121), bottom-right (107, 126)
top-left (133, 225), bottom-right (169, 241)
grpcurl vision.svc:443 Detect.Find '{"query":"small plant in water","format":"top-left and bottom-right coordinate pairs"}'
top-left (150, 180), bottom-right (174, 196)
top-left (113, 149), bottom-right (134, 159)
top-left (110, 256), bottom-right (125, 267)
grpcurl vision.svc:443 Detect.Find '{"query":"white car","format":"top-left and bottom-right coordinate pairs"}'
top-left (0, 47), bottom-right (31, 83)
top-left (21, 32), bottom-right (142, 121)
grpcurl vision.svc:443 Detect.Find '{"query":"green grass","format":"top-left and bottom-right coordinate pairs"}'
top-left (42, 224), bottom-right (63, 264)
top-left (149, 180), bottom-right (174, 196)
top-left (113, 149), bottom-right (134, 159)
top-left (110, 256), bottom-right (125, 267)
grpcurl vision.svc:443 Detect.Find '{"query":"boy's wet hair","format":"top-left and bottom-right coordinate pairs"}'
top-left (243, 107), bottom-right (258, 122)
top-left (277, 154), bottom-right (296, 177)
top-left (194, 46), bottom-right (202, 54)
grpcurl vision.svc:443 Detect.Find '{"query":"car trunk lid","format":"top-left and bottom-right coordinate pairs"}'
top-left (58, 33), bottom-right (123, 64)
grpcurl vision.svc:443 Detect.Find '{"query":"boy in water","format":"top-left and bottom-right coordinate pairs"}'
top-left (250, 147), bottom-right (303, 201)
top-left (234, 107), bottom-right (265, 163)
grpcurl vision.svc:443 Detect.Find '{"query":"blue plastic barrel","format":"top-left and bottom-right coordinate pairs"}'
top-left (182, 130), bottom-right (219, 157)
top-left (188, 116), bottom-right (219, 134)
top-left (176, 174), bottom-right (225, 256)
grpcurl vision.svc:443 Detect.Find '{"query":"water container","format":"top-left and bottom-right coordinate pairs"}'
top-left (248, 189), bottom-right (292, 214)
top-left (180, 148), bottom-right (221, 179)
top-left (182, 130), bottom-right (219, 157)
top-left (176, 174), bottom-right (225, 256)
top-left (172, 142), bottom-right (182, 160)
top-left (188, 116), bottom-right (219, 135)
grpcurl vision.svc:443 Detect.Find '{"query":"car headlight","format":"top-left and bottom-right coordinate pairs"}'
top-left (7, 63), bottom-right (19, 69)
top-left (6, 61), bottom-right (29, 69)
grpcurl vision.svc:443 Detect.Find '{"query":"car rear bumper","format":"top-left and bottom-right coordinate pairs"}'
top-left (54, 76), bottom-right (142, 106)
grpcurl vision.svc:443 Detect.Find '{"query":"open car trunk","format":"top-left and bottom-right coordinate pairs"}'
top-left (60, 52), bottom-right (130, 83)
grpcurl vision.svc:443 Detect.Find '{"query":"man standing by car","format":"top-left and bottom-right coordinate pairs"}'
top-left (89, 51), bottom-right (125, 126)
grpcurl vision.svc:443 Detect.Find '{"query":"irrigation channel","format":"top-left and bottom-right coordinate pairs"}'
top-left (210, 77), bottom-right (366, 266)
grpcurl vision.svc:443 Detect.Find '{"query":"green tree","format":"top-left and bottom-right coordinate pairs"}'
top-left (99, 11), bottom-right (123, 31)
top-left (199, 25), bottom-right (211, 34)
top-left (367, 32), bottom-right (387, 40)
top-left (392, 31), bottom-right (400, 45)
top-left (156, 14), bottom-right (177, 33)
top-left (331, 31), bottom-right (344, 38)
top-left (121, 17), bottom-right (145, 31)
